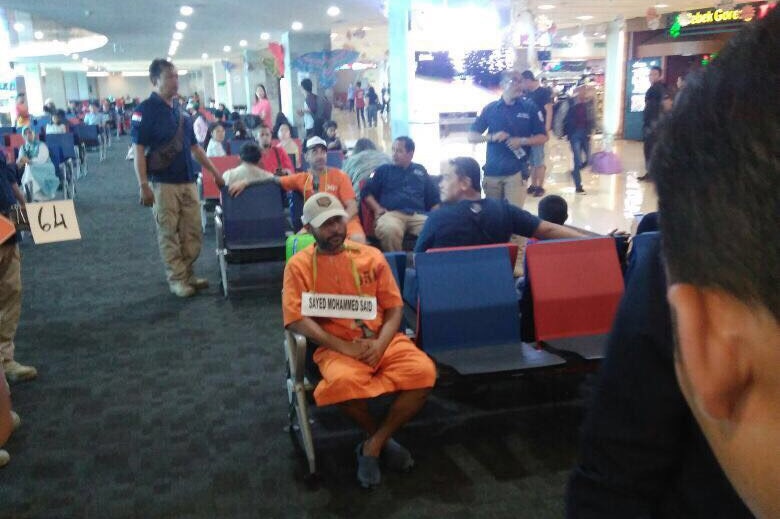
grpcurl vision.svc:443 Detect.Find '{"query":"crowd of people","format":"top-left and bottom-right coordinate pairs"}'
top-left (2, 10), bottom-right (778, 519)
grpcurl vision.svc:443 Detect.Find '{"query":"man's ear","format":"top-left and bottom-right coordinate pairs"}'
top-left (667, 284), bottom-right (750, 421)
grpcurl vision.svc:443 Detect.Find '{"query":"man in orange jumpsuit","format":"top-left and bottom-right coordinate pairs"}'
top-left (282, 193), bottom-right (436, 488)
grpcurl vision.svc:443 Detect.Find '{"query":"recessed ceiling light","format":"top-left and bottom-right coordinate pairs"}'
top-left (82, 57), bottom-right (89, 63)
top-left (12, 22), bottom-right (24, 32)
top-left (239, 39), bottom-right (248, 47)
top-left (223, 45), bottom-right (232, 52)
top-left (180, 5), bottom-right (193, 16)
top-left (72, 53), bottom-right (79, 60)
top-left (538, 4), bottom-right (555, 9)
top-left (170, 40), bottom-right (180, 47)
top-left (291, 21), bottom-right (303, 31)
top-left (173, 32), bottom-right (183, 40)
top-left (33, 30), bottom-right (44, 40)
top-left (361, 26), bottom-right (372, 31)
top-left (327, 5), bottom-right (341, 17)
top-left (201, 52), bottom-right (208, 59)
top-left (654, 3), bottom-right (669, 7)
top-left (260, 32), bottom-right (270, 40)
top-left (330, 32), bottom-right (338, 39)
top-left (175, 21), bottom-right (187, 31)
top-left (576, 15), bottom-right (594, 20)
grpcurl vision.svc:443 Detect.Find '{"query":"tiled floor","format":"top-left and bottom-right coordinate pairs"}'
top-left (332, 109), bottom-right (658, 235)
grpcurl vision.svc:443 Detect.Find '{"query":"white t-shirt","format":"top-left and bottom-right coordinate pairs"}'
top-left (206, 140), bottom-right (227, 157)
top-left (222, 162), bottom-right (275, 186)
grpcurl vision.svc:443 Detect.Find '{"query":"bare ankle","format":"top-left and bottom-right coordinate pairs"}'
top-left (363, 436), bottom-right (383, 458)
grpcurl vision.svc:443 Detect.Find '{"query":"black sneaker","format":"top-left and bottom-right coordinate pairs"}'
top-left (533, 187), bottom-right (545, 197)
top-left (527, 185), bottom-right (536, 194)
top-left (575, 187), bottom-right (586, 194)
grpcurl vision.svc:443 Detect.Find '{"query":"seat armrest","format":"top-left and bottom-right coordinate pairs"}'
top-left (285, 330), bottom-right (308, 384)
top-left (215, 213), bottom-right (224, 250)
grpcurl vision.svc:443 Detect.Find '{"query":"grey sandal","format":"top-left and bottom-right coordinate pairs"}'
top-left (356, 442), bottom-right (381, 488)
top-left (383, 438), bottom-right (414, 472)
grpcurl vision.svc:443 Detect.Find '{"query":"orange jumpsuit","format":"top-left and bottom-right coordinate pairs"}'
top-left (279, 168), bottom-right (365, 237)
top-left (283, 241), bottom-right (436, 406)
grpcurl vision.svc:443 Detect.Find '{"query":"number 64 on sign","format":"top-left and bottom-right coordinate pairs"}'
top-left (26, 200), bottom-right (82, 244)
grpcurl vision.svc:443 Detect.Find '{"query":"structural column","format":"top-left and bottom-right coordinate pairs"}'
top-left (280, 31), bottom-right (331, 128)
top-left (388, 0), bottom-right (412, 138)
top-left (603, 17), bottom-right (627, 142)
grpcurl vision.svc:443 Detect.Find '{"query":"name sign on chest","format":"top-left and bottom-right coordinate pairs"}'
top-left (301, 292), bottom-right (377, 320)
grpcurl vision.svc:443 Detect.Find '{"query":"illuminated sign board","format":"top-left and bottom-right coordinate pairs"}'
top-left (669, 2), bottom-right (776, 37)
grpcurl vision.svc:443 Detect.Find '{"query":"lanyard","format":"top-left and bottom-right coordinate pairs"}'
top-left (311, 245), bottom-right (375, 338)
top-left (303, 170), bottom-right (328, 201)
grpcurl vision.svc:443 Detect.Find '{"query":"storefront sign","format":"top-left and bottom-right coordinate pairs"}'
top-left (669, 2), bottom-right (776, 37)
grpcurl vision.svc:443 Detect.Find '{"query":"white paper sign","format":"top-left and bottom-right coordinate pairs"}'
top-left (301, 292), bottom-right (377, 320)
top-left (26, 200), bottom-right (82, 244)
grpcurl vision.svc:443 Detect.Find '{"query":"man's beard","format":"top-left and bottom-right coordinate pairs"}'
top-left (316, 232), bottom-right (346, 252)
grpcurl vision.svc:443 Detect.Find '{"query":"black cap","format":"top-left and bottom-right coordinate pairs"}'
top-left (521, 70), bottom-right (535, 81)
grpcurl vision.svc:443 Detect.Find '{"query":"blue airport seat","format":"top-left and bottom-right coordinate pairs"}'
top-left (288, 190), bottom-right (304, 232)
top-left (227, 139), bottom-right (253, 155)
top-left (45, 133), bottom-right (78, 199)
top-left (0, 127), bottom-right (16, 136)
top-left (415, 247), bottom-right (565, 374)
top-left (326, 151), bottom-right (344, 168)
top-left (215, 183), bottom-right (289, 297)
top-left (383, 252), bottom-right (406, 293)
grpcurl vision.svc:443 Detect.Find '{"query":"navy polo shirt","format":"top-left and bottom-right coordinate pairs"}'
top-left (414, 198), bottom-right (541, 253)
top-left (131, 92), bottom-right (197, 183)
top-left (361, 162), bottom-right (440, 214)
top-left (0, 161), bottom-right (18, 244)
top-left (471, 97), bottom-right (545, 177)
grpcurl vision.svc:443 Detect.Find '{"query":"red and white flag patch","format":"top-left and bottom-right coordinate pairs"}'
top-left (131, 112), bottom-right (142, 122)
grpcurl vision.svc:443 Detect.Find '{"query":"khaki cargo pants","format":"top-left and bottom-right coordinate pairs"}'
top-left (374, 211), bottom-right (428, 252)
top-left (0, 244), bottom-right (21, 364)
top-left (482, 172), bottom-right (528, 276)
top-left (151, 182), bottom-right (202, 285)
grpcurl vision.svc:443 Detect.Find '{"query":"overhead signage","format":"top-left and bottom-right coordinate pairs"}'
top-left (669, 2), bottom-right (777, 37)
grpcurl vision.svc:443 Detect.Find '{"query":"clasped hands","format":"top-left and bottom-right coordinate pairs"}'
top-left (338, 337), bottom-right (389, 368)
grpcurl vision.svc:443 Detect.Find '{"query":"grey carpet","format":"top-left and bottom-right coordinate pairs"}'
top-left (0, 137), bottom-right (588, 518)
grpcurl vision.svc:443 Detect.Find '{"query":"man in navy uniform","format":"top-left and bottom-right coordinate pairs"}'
top-left (132, 59), bottom-right (224, 298)
top-left (469, 69), bottom-right (548, 274)
top-left (414, 157), bottom-right (581, 253)
top-left (361, 137), bottom-right (440, 251)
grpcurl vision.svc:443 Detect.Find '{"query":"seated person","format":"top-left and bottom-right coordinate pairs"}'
top-left (537, 194), bottom-right (568, 226)
top-left (257, 126), bottom-right (293, 176)
top-left (414, 157), bottom-right (581, 253)
top-left (205, 123), bottom-right (228, 158)
top-left (16, 126), bottom-right (59, 201)
top-left (361, 137), bottom-right (440, 251)
top-left (283, 193), bottom-right (436, 488)
top-left (276, 122), bottom-right (300, 168)
top-left (45, 110), bottom-right (68, 135)
top-left (233, 137), bottom-right (366, 242)
top-left (83, 102), bottom-right (105, 128)
top-left (323, 121), bottom-right (343, 152)
top-left (232, 120), bottom-right (251, 141)
top-left (221, 142), bottom-right (274, 186)
top-left (343, 138), bottom-right (391, 199)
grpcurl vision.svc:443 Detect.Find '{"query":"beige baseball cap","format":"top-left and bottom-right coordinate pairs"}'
top-left (305, 136), bottom-right (328, 151)
top-left (301, 193), bottom-right (348, 228)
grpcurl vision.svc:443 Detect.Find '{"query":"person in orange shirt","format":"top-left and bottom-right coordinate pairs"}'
top-left (230, 136), bottom-right (366, 242)
top-left (283, 193), bottom-right (436, 488)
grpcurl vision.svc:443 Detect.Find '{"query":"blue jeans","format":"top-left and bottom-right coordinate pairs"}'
top-left (569, 129), bottom-right (590, 190)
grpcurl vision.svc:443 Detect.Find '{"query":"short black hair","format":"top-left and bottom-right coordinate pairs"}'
top-left (538, 195), bottom-right (568, 225)
top-left (301, 78), bottom-right (313, 93)
top-left (394, 136), bottom-right (415, 154)
top-left (651, 65), bottom-right (663, 75)
top-left (521, 70), bottom-right (535, 81)
top-left (449, 156), bottom-right (481, 193)
top-left (353, 138), bottom-right (376, 154)
top-left (356, 81), bottom-right (362, 87)
top-left (149, 58), bottom-right (174, 85)
top-left (653, 8), bottom-right (779, 321)
top-left (239, 142), bottom-right (262, 164)
top-left (324, 120), bottom-right (337, 130)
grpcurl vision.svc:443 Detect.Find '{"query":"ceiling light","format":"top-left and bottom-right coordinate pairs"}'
top-left (260, 32), bottom-right (270, 40)
top-left (34, 31), bottom-right (44, 40)
top-left (201, 52), bottom-right (208, 59)
top-left (12, 22), bottom-right (24, 32)
top-left (361, 26), bottom-right (372, 31)
top-left (538, 4), bottom-right (556, 9)
top-left (170, 40), bottom-right (180, 48)
top-left (173, 32), bottom-right (183, 40)
top-left (330, 32), bottom-right (338, 39)
top-left (654, 3), bottom-right (669, 7)
top-left (177, 70), bottom-right (188, 76)
top-left (239, 39), bottom-right (248, 47)
top-left (175, 21), bottom-right (187, 31)
top-left (291, 21), bottom-right (303, 31)
top-left (86, 71), bottom-right (109, 77)
top-left (327, 5), bottom-right (341, 16)
top-left (180, 5), bottom-right (193, 16)
top-left (122, 71), bottom-right (148, 77)
top-left (223, 45), bottom-right (232, 52)
top-left (72, 53), bottom-right (79, 60)
top-left (82, 57), bottom-right (89, 63)
top-left (576, 15), bottom-right (594, 20)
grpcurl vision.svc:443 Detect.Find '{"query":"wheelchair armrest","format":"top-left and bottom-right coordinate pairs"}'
top-left (284, 330), bottom-right (308, 385)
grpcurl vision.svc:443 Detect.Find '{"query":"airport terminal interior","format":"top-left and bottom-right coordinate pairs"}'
top-left (0, 1), bottom-right (776, 518)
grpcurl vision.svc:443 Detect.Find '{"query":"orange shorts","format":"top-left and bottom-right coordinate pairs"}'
top-left (347, 216), bottom-right (365, 239)
top-left (313, 333), bottom-right (436, 406)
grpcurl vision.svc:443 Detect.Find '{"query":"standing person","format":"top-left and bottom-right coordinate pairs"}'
top-left (251, 84), bottom-right (273, 130)
top-left (282, 193), bottom-right (436, 488)
top-left (347, 83), bottom-right (355, 112)
top-left (362, 136), bottom-right (440, 251)
top-left (299, 79), bottom-right (318, 140)
top-left (563, 86), bottom-right (596, 194)
top-left (132, 58), bottom-right (225, 298)
top-left (366, 87), bottom-right (380, 128)
top-left (14, 94), bottom-right (30, 129)
top-left (468, 69), bottom-right (547, 275)
top-left (0, 152), bottom-right (37, 383)
top-left (521, 70), bottom-right (553, 197)
top-left (188, 102), bottom-right (209, 147)
top-left (638, 66), bottom-right (666, 181)
top-left (354, 81), bottom-right (366, 129)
